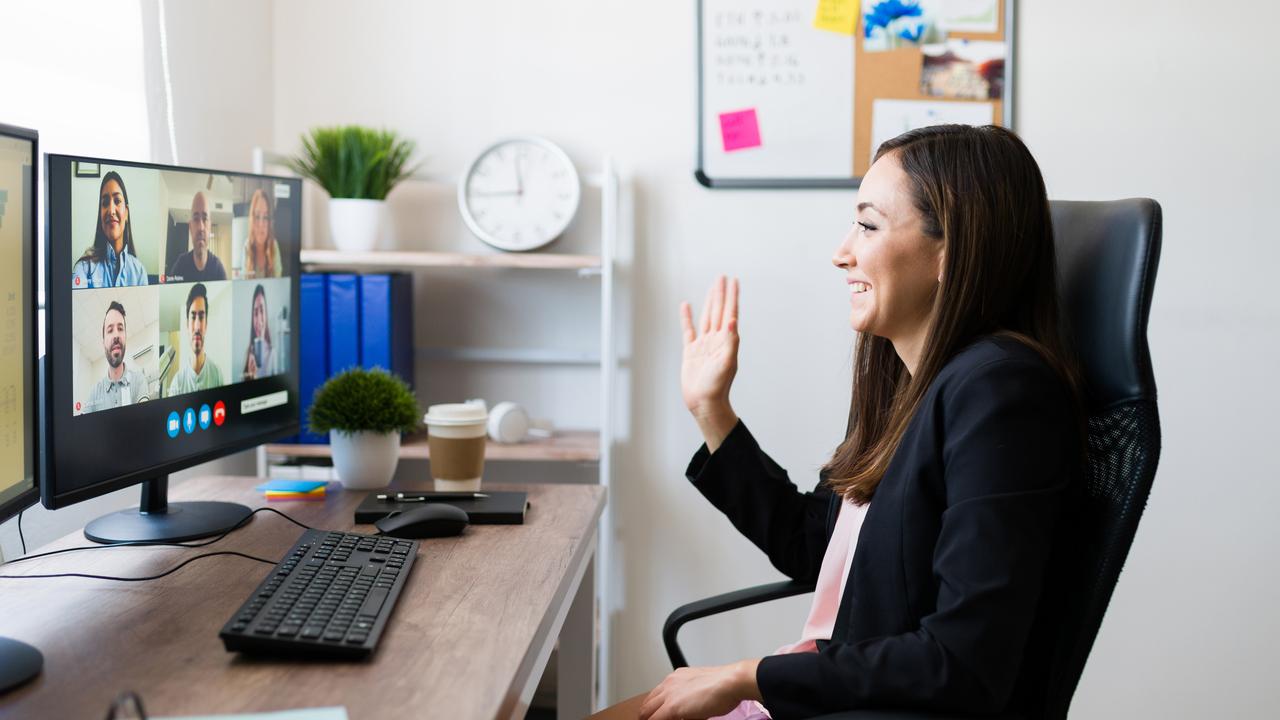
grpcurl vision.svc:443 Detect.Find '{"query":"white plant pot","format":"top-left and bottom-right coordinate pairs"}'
top-left (329, 430), bottom-right (400, 490)
top-left (328, 198), bottom-right (386, 252)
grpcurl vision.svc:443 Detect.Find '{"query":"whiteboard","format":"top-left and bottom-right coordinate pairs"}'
top-left (698, 0), bottom-right (854, 186)
top-left (696, 0), bottom-right (1016, 189)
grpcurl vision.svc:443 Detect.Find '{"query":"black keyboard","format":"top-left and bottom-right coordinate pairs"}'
top-left (220, 529), bottom-right (419, 659)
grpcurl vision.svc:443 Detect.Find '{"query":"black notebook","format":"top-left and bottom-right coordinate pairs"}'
top-left (355, 491), bottom-right (529, 525)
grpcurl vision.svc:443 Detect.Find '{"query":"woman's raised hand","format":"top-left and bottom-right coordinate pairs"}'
top-left (680, 276), bottom-right (740, 450)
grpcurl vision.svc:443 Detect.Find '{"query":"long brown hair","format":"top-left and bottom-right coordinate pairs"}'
top-left (824, 124), bottom-right (1082, 504)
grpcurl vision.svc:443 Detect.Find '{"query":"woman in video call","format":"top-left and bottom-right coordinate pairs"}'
top-left (72, 171), bottom-right (149, 288)
top-left (242, 284), bottom-right (278, 380)
top-left (243, 188), bottom-right (282, 279)
top-left (629, 125), bottom-right (1085, 720)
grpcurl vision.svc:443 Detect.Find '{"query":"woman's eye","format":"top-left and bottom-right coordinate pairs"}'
top-left (856, 221), bottom-right (876, 233)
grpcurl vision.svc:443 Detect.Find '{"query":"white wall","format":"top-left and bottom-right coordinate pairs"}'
top-left (0, 0), bottom-right (274, 556)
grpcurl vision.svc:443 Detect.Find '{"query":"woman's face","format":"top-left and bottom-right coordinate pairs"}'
top-left (252, 293), bottom-right (267, 338)
top-left (251, 196), bottom-right (270, 245)
top-left (99, 179), bottom-right (128, 246)
top-left (832, 152), bottom-right (944, 343)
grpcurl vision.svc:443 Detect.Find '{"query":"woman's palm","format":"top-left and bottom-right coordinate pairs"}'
top-left (681, 276), bottom-right (739, 413)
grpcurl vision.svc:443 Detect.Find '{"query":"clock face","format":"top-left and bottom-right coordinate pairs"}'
top-left (458, 137), bottom-right (581, 252)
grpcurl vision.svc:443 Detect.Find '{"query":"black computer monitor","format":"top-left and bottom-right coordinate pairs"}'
top-left (0, 122), bottom-right (43, 693)
top-left (42, 154), bottom-right (302, 543)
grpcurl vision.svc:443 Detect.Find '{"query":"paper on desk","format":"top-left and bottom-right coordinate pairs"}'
top-left (154, 707), bottom-right (347, 720)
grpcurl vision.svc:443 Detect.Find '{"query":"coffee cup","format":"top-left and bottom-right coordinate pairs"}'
top-left (423, 403), bottom-right (488, 492)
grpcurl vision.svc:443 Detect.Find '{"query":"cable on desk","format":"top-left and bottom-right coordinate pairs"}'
top-left (0, 506), bottom-right (313, 567)
top-left (0, 550), bottom-right (276, 582)
top-left (17, 508), bottom-right (26, 555)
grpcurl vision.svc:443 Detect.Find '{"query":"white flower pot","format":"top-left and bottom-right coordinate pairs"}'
top-left (328, 198), bottom-right (386, 252)
top-left (329, 430), bottom-right (400, 490)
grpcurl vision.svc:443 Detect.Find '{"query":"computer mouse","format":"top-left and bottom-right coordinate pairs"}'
top-left (376, 504), bottom-right (469, 539)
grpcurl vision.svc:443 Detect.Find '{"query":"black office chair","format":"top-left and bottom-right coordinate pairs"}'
top-left (662, 199), bottom-right (1163, 720)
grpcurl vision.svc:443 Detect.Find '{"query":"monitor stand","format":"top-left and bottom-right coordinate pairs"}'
top-left (84, 476), bottom-right (253, 544)
top-left (0, 636), bottom-right (41, 694)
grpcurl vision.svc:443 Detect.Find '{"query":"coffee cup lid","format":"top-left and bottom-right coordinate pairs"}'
top-left (424, 403), bottom-right (488, 426)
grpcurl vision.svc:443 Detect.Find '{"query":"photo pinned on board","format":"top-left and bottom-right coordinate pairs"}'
top-left (861, 0), bottom-right (943, 52)
top-left (920, 39), bottom-right (1005, 100)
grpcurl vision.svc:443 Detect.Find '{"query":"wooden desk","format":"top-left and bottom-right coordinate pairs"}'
top-left (0, 477), bottom-right (605, 719)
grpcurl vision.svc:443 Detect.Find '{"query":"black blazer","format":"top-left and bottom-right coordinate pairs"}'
top-left (687, 336), bottom-right (1082, 719)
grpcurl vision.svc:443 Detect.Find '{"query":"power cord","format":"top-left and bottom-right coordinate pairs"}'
top-left (0, 505), bottom-right (316, 581)
top-left (0, 550), bottom-right (276, 582)
top-left (0, 506), bottom-right (311, 567)
top-left (17, 508), bottom-right (26, 555)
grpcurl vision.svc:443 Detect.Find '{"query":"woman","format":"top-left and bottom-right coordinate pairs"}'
top-left (242, 284), bottom-right (278, 380)
top-left (243, 188), bottom-right (282, 279)
top-left (636, 125), bottom-right (1084, 720)
top-left (72, 171), bottom-right (149, 287)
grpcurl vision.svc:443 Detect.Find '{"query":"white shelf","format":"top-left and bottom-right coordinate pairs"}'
top-left (266, 430), bottom-right (600, 463)
top-left (299, 248), bottom-right (601, 271)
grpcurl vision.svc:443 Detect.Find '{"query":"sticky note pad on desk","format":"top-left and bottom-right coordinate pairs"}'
top-left (266, 487), bottom-right (327, 501)
top-left (255, 480), bottom-right (329, 493)
top-left (719, 109), bottom-right (762, 152)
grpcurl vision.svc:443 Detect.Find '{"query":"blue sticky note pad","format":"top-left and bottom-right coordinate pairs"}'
top-left (254, 480), bottom-right (329, 493)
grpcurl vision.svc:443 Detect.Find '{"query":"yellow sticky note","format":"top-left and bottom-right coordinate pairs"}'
top-left (814, 0), bottom-right (859, 35)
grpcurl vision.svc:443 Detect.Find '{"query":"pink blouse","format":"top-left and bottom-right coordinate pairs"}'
top-left (714, 498), bottom-right (870, 720)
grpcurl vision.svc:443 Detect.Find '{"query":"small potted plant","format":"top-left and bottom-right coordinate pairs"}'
top-left (286, 125), bottom-right (419, 252)
top-left (308, 368), bottom-right (421, 490)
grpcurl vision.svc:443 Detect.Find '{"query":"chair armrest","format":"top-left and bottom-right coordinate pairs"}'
top-left (663, 580), bottom-right (814, 668)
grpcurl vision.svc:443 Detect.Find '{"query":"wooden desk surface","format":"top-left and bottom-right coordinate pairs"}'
top-left (0, 477), bottom-right (605, 719)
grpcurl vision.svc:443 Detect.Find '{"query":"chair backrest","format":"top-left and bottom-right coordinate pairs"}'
top-left (1041, 199), bottom-right (1162, 720)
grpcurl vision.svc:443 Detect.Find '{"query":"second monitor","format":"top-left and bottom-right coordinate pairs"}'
top-left (43, 155), bottom-right (302, 542)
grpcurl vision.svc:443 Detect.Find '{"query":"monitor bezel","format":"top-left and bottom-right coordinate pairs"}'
top-left (0, 122), bottom-right (40, 523)
top-left (41, 152), bottom-right (302, 510)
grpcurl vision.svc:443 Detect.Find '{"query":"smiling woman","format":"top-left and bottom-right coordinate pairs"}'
top-left (613, 125), bottom-right (1088, 720)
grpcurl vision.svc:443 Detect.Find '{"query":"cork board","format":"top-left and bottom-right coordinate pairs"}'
top-left (697, 0), bottom-right (1015, 189)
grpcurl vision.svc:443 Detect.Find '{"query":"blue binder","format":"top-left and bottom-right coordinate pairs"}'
top-left (297, 273), bottom-right (329, 444)
top-left (359, 274), bottom-right (414, 387)
top-left (327, 273), bottom-right (361, 376)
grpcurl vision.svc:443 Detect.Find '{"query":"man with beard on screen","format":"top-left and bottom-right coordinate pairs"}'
top-left (86, 300), bottom-right (149, 412)
top-left (167, 282), bottom-right (224, 395)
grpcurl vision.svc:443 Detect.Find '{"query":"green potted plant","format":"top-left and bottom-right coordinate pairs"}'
top-left (308, 368), bottom-right (421, 489)
top-left (286, 125), bottom-right (419, 252)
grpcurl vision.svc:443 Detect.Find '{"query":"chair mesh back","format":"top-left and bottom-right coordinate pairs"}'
top-left (1041, 399), bottom-right (1161, 719)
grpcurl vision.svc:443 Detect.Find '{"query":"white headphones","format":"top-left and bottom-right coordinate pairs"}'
top-left (466, 399), bottom-right (554, 444)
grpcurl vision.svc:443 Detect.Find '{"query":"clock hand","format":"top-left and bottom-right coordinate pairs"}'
top-left (516, 153), bottom-right (524, 197)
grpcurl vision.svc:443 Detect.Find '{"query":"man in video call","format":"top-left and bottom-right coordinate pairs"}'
top-left (166, 191), bottom-right (227, 282)
top-left (87, 301), bottom-right (149, 412)
top-left (167, 282), bottom-right (224, 395)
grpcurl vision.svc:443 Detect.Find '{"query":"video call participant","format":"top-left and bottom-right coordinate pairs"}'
top-left (242, 284), bottom-right (279, 380)
top-left (168, 283), bottom-right (224, 395)
top-left (86, 301), bottom-right (149, 412)
top-left (72, 171), bottom-right (149, 288)
top-left (167, 191), bottom-right (227, 281)
top-left (243, 188), bottom-right (282, 279)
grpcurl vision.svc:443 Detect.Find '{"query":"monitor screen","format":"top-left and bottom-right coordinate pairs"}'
top-left (43, 155), bottom-right (301, 508)
top-left (0, 125), bottom-right (37, 521)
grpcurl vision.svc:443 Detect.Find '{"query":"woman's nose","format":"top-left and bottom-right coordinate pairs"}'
top-left (832, 236), bottom-right (855, 269)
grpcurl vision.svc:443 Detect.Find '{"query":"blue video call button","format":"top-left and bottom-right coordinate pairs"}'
top-left (199, 404), bottom-right (212, 430)
top-left (167, 411), bottom-right (181, 438)
top-left (183, 408), bottom-right (197, 435)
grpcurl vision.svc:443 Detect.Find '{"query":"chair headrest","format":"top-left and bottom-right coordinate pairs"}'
top-left (1051, 199), bottom-right (1162, 410)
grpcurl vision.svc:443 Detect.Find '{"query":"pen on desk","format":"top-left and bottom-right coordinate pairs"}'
top-left (376, 492), bottom-right (489, 502)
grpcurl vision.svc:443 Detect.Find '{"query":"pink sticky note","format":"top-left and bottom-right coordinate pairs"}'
top-left (719, 109), bottom-right (762, 152)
